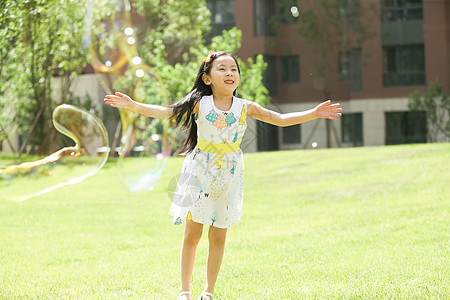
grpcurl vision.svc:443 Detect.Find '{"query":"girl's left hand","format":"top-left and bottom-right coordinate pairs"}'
top-left (315, 100), bottom-right (342, 120)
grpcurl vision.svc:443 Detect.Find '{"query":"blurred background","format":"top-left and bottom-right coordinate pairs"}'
top-left (1, 0), bottom-right (449, 156)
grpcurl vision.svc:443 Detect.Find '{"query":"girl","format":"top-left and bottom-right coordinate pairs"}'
top-left (104, 51), bottom-right (342, 300)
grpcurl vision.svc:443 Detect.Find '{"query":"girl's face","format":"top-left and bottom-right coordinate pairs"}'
top-left (203, 55), bottom-right (240, 96)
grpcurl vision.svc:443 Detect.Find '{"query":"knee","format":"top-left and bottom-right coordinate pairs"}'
top-left (208, 231), bottom-right (227, 248)
top-left (184, 227), bottom-right (202, 245)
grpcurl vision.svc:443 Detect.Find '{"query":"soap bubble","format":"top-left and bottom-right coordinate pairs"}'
top-left (291, 6), bottom-right (299, 18)
top-left (0, 105), bottom-right (109, 202)
top-left (84, 0), bottom-right (173, 192)
top-left (114, 55), bottom-right (174, 192)
top-left (312, 142), bottom-right (318, 148)
top-left (83, 0), bottom-right (135, 75)
top-left (117, 108), bottom-right (172, 192)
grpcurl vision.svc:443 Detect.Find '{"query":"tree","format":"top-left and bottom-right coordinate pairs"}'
top-left (112, 27), bottom-right (268, 153)
top-left (408, 81), bottom-right (450, 142)
top-left (0, 1), bottom-right (20, 153)
top-left (1, 0), bottom-right (268, 156)
top-left (94, 0), bottom-right (268, 153)
top-left (295, 0), bottom-right (377, 147)
top-left (107, 1), bottom-right (268, 107)
top-left (0, 0), bottom-right (88, 155)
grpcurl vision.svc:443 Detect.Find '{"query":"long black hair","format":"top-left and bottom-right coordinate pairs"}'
top-left (170, 51), bottom-right (241, 155)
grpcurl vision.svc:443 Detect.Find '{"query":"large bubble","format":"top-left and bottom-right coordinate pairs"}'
top-left (0, 105), bottom-right (109, 202)
top-left (84, 0), bottom-right (173, 192)
top-left (118, 110), bottom-right (172, 192)
top-left (83, 0), bottom-right (135, 75)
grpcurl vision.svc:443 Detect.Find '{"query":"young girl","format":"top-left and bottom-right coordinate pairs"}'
top-left (104, 51), bottom-right (342, 300)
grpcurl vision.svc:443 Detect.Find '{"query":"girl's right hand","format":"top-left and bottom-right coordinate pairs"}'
top-left (104, 92), bottom-right (134, 109)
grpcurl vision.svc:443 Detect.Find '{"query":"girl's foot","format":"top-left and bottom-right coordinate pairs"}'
top-left (198, 291), bottom-right (213, 300)
top-left (178, 291), bottom-right (192, 300)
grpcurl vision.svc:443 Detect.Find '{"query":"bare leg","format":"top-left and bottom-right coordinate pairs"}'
top-left (203, 225), bottom-right (228, 296)
top-left (180, 219), bottom-right (203, 296)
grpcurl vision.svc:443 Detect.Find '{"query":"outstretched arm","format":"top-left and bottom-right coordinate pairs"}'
top-left (247, 100), bottom-right (342, 127)
top-left (104, 92), bottom-right (174, 119)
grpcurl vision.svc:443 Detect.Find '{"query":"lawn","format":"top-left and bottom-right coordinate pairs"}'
top-left (0, 144), bottom-right (448, 299)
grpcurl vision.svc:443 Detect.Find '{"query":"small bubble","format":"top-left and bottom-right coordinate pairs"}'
top-left (127, 36), bottom-right (136, 45)
top-left (132, 56), bottom-right (141, 65)
top-left (151, 134), bottom-right (160, 142)
top-left (291, 6), bottom-right (299, 18)
top-left (135, 69), bottom-right (144, 77)
top-left (124, 27), bottom-right (133, 36)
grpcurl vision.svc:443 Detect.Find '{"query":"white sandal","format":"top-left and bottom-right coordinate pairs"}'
top-left (178, 291), bottom-right (192, 300)
top-left (198, 291), bottom-right (213, 300)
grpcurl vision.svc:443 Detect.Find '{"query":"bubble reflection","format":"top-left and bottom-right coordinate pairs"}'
top-left (83, 0), bottom-right (135, 74)
top-left (84, 0), bottom-right (174, 193)
top-left (0, 105), bottom-right (109, 202)
top-left (117, 112), bottom-right (172, 192)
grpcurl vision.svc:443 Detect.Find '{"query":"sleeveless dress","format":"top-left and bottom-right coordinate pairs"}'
top-left (169, 95), bottom-right (248, 228)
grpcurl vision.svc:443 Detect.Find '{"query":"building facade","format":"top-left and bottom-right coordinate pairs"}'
top-left (226, 0), bottom-right (449, 152)
top-left (1, 0), bottom-right (449, 154)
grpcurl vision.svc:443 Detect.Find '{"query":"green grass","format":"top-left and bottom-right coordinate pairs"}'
top-left (0, 144), bottom-right (449, 299)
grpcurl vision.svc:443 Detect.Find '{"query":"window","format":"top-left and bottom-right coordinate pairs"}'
top-left (206, 0), bottom-right (236, 38)
top-left (257, 120), bottom-right (279, 151)
top-left (382, 0), bottom-right (423, 22)
top-left (263, 55), bottom-right (278, 96)
top-left (254, 0), bottom-right (276, 36)
top-left (341, 113), bottom-right (363, 146)
top-left (338, 0), bottom-right (361, 29)
top-left (281, 55), bottom-right (299, 83)
top-left (340, 48), bottom-right (362, 92)
top-left (282, 124), bottom-right (301, 144)
top-left (385, 111), bottom-right (427, 145)
top-left (383, 44), bottom-right (425, 87)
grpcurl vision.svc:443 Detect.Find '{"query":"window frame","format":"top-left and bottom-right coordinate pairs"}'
top-left (385, 111), bottom-right (427, 145)
top-left (280, 55), bottom-right (300, 84)
top-left (341, 112), bottom-right (364, 147)
top-left (383, 44), bottom-right (426, 87)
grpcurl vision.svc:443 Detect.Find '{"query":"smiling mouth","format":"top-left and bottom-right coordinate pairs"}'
top-left (224, 80), bottom-right (234, 84)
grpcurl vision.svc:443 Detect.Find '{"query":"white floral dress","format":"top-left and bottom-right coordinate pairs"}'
top-left (169, 95), bottom-right (248, 228)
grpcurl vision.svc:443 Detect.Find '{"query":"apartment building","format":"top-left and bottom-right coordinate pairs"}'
top-left (1, 0), bottom-right (448, 154)
top-left (208, 0), bottom-right (449, 152)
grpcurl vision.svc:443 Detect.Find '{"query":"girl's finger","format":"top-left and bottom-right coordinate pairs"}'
top-left (115, 91), bottom-right (125, 97)
top-left (327, 103), bottom-right (340, 108)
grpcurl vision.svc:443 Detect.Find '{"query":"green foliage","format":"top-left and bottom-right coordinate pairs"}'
top-left (0, 1), bottom-right (21, 146)
top-left (113, 26), bottom-right (268, 153)
top-left (408, 81), bottom-right (450, 141)
top-left (1, 0), bottom-right (268, 155)
top-left (0, 0), bottom-right (88, 154)
top-left (115, 27), bottom-right (268, 106)
top-left (132, 0), bottom-right (211, 64)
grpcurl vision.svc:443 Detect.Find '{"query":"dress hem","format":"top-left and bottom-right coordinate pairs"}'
top-left (168, 212), bottom-right (239, 229)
